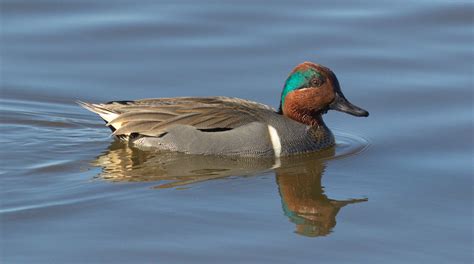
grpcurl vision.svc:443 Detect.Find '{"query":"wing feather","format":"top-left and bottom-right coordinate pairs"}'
top-left (79, 97), bottom-right (276, 137)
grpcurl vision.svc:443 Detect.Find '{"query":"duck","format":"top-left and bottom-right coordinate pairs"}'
top-left (79, 61), bottom-right (368, 157)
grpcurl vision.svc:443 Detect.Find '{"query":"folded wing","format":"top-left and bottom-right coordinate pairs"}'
top-left (78, 97), bottom-right (275, 138)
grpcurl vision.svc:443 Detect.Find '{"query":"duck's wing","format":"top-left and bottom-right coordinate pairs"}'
top-left (78, 97), bottom-right (276, 137)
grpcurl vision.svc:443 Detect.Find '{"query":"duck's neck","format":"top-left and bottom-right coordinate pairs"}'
top-left (280, 102), bottom-right (325, 127)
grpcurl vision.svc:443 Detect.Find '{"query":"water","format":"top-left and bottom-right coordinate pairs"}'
top-left (1, 0), bottom-right (473, 263)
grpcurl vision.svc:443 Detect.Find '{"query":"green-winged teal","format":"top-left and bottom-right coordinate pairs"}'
top-left (79, 61), bottom-right (368, 157)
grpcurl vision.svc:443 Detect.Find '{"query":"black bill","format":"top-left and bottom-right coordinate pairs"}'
top-left (329, 92), bottom-right (369, 117)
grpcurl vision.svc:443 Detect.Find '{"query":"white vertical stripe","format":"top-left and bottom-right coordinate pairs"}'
top-left (267, 125), bottom-right (282, 157)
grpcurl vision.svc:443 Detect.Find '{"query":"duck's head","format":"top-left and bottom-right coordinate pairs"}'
top-left (279, 62), bottom-right (369, 126)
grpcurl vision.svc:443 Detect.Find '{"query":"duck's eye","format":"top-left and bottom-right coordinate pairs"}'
top-left (310, 77), bottom-right (325, 87)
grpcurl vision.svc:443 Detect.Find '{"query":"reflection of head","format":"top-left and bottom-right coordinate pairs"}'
top-left (280, 193), bottom-right (362, 237)
top-left (278, 178), bottom-right (339, 237)
top-left (281, 201), bottom-right (335, 237)
top-left (276, 151), bottom-right (367, 237)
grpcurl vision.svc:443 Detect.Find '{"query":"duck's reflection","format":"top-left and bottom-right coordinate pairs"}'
top-left (93, 141), bottom-right (367, 237)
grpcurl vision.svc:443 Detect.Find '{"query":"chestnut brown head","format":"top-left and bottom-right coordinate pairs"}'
top-left (279, 62), bottom-right (369, 121)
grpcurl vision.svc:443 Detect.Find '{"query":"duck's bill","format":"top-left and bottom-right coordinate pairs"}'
top-left (329, 93), bottom-right (369, 117)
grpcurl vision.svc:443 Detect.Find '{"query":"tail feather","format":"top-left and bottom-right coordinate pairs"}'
top-left (77, 101), bottom-right (119, 122)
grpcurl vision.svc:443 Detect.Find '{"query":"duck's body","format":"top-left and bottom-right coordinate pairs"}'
top-left (80, 62), bottom-right (368, 157)
top-left (79, 97), bottom-right (334, 157)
